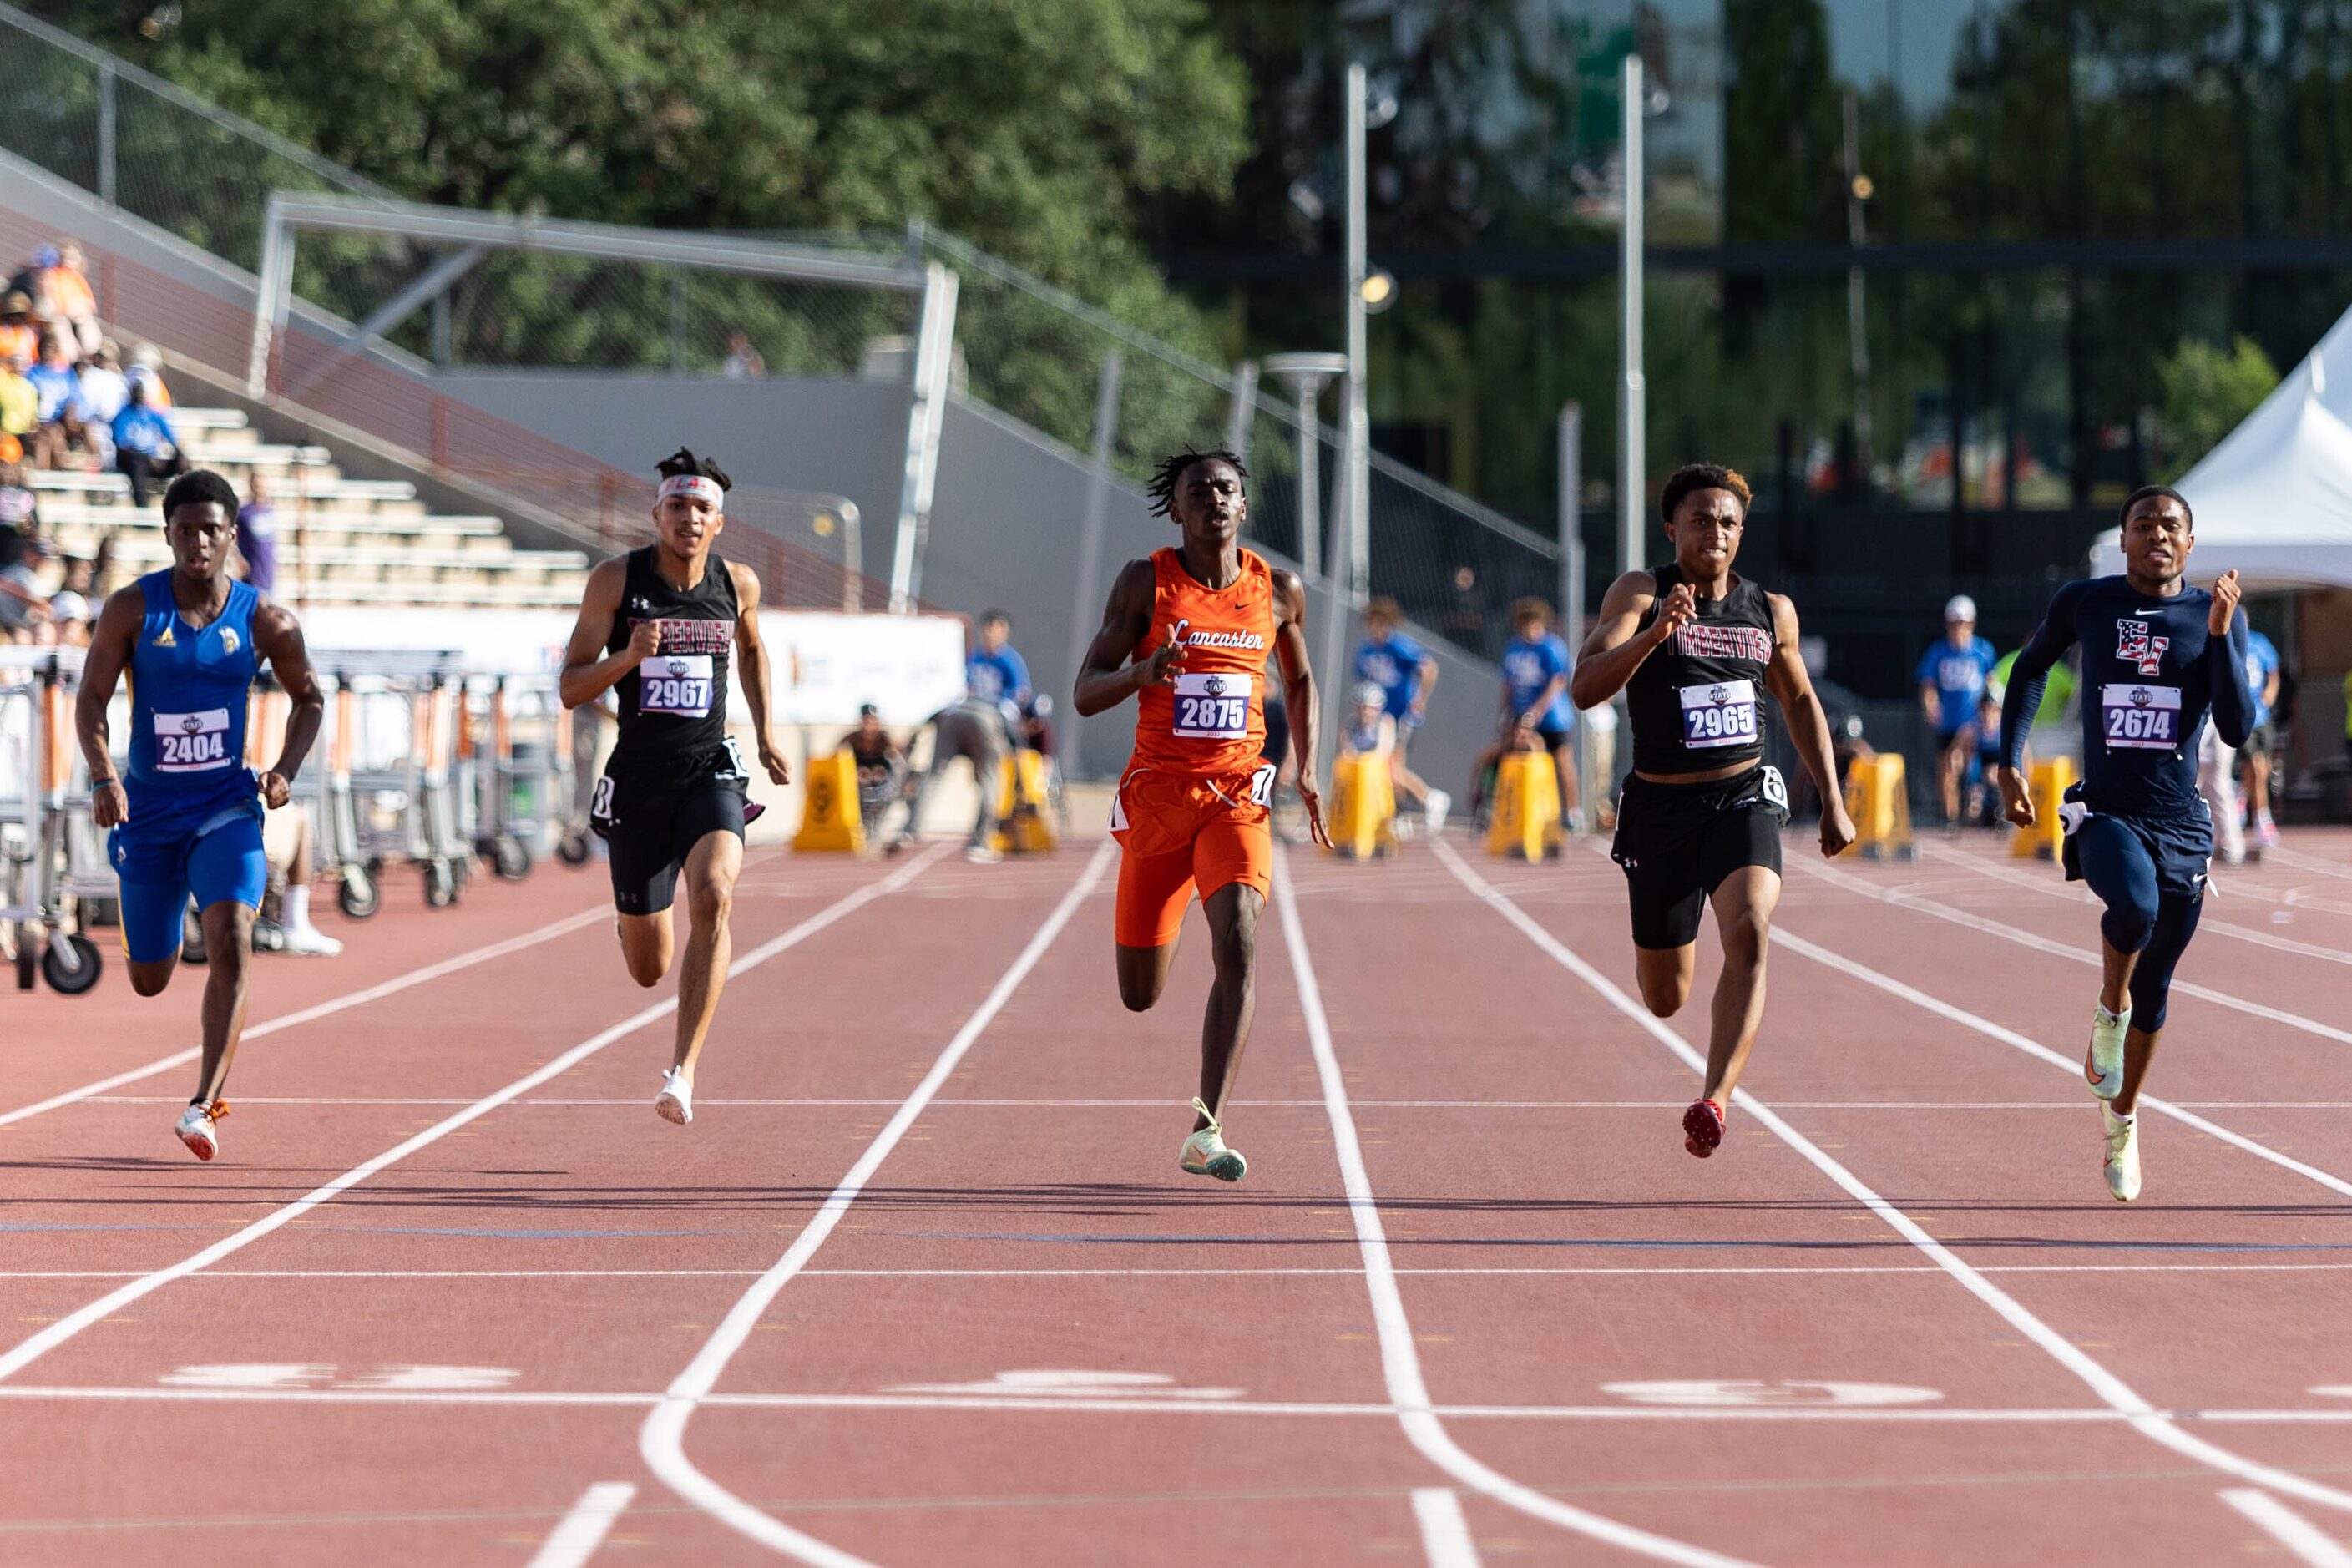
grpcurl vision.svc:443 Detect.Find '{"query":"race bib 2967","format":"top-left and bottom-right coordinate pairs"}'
top-left (640, 655), bottom-right (715, 717)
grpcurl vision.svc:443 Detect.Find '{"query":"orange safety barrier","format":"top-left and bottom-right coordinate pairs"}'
top-left (39, 681), bottom-right (72, 796)
top-left (331, 686), bottom-right (358, 777)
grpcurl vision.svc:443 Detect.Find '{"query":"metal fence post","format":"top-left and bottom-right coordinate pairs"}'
top-left (891, 260), bottom-right (959, 613)
top-left (1559, 401), bottom-right (1587, 831)
top-left (1224, 359), bottom-right (1257, 469)
top-left (96, 62), bottom-right (116, 207)
top-left (1619, 54), bottom-right (1646, 579)
top-left (1061, 348), bottom-right (1124, 781)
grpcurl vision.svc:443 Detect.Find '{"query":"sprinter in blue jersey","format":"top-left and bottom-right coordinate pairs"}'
top-left (74, 469), bottom-right (322, 1162)
top-left (1997, 485), bottom-right (2251, 1202)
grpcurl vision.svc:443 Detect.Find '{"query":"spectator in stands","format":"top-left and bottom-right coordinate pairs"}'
top-left (0, 533), bottom-right (53, 636)
top-left (845, 702), bottom-right (907, 840)
top-left (722, 330), bottom-right (766, 380)
top-left (112, 377), bottom-right (185, 507)
top-left (0, 439), bottom-right (34, 534)
top-left (235, 471), bottom-right (279, 594)
top-left (43, 244), bottom-right (100, 359)
top-left (0, 351), bottom-right (37, 461)
top-left (126, 343), bottom-right (171, 410)
top-left (2, 250), bottom-right (42, 310)
top-left (46, 589), bottom-right (89, 647)
top-left (1918, 594), bottom-right (1998, 826)
top-left (0, 294), bottom-right (36, 367)
top-left (251, 806), bottom-right (342, 957)
top-left (72, 341), bottom-right (127, 468)
top-left (24, 334), bottom-right (81, 471)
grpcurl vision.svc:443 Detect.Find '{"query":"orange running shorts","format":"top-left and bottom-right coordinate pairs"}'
top-left (1110, 766), bottom-right (1273, 948)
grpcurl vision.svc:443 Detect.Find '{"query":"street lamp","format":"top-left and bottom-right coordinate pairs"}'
top-left (1262, 352), bottom-right (1348, 583)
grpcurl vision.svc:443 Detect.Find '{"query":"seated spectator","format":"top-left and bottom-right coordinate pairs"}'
top-left (1341, 681), bottom-right (1397, 761)
top-left (24, 335), bottom-right (81, 470)
top-left (43, 244), bottom-right (100, 359)
top-left (843, 701), bottom-right (906, 840)
top-left (251, 806), bottom-right (343, 956)
top-left (112, 379), bottom-right (185, 507)
top-left (0, 294), bottom-right (35, 367)
top-left (46, 589), bottom-right (90, 648)
top-left (0, 533), bottom-right (53, 636)
top-left (2, 249), bottom-right (41, 307)
top-left (0, 351), bottom-right (36, 457)
top-left (126, 343), bottom-right (172, 410)
top-left (71, 341), bottom-right (127, 468)
top-left (235, 471), bottom-right (279, 594)
top-left (0, 441), bottom-right (35, 534)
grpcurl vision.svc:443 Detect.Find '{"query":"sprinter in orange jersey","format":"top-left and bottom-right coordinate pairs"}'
top-left (1074, 448), bottom-right (1328, 1183)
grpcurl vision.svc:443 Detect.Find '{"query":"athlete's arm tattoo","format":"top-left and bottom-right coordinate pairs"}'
top-left (1567, 569), bottom-right (1662, 710)
top-left (557, 558), bottom-right (648, 710)
top-left (731, 562), bottom-right (791, 785)
top-left (1071, 559), bottom-right (1157, 717)
top-left (73, 586), bottom-right (143, 785)
top-left (254, 604), bottom-right (324, 787)
top-left (1762, 593), bottom-right (1853, 851)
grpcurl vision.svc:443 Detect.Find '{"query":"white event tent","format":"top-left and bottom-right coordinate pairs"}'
top-left (2089, 306), bottom-right (2352, 589)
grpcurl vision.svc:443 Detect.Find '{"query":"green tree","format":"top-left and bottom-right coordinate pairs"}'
top-left (2156, 334), bottom-right (2280, 481)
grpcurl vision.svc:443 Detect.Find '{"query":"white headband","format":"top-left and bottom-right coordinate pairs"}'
top-left (658, 473), bottom-right (725, 508)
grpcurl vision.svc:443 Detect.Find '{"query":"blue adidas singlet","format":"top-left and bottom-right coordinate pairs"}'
top-left (124, 570), bottom-right (263, 836)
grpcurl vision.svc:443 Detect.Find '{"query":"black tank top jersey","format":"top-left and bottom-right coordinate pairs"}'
top-left (1626, 563), bottom-right (1778, 776)
top-left (605, 545), bottom-right (737, 778)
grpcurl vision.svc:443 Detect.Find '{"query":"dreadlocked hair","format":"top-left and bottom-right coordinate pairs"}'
top-left (1146, 447), bottom-right (1247, 518)
top-left (656, 446), bottom-right (733, 492)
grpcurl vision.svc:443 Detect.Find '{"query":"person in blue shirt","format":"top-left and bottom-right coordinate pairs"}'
top-left (73, 469), bottom-right (324, 1163)
top-left (966, 607), bottom-right (1033, 720)
top-left (2238, 626), bottom-right (2283, 847)
top-left (1918, 594), bottom-right (2000, 827)
top-left (111, 377), bottom-right (185, 508)
top-left (1474, 597), bottom-right (1579, 832)
top-left (23, 332), bottom-right (79, 470)
top-left (1998, 485), bottom-right (2253, 1203)
top-left (1351, 597), bottom-right (1446, 829)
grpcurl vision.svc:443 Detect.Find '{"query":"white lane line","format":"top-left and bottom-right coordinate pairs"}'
top-left (1769, 927), bottom-right (2352, 1200)
top-left (528, 1482), bottom-right (636, 1568)
top-left (2266, 847), bottom-right (2352, 883)
top-left (18, 1261), bottom-right (2352, 1281)
top-left (0, 847), bottom-right (948, 1387)
top-left (1919, 842), bottom-right (2352, 966)
top-left (1434, 836), bottom-right (2352, 1519)
top-left (1412, 1488), bottom-right (1482, 1567)
top-left (2221, 1489), bottom-right (2352, 1566)
top-left (639, 841), bottom-right (1112, 1568)
top-left (1276, 846), bottom-right (1754, 1568)
top-left (1790, 856), bottom-right (2352, 1047)
top-left (0, 902), bottom-right (615, 1130)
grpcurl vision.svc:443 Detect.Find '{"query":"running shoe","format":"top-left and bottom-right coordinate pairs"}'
top-left (1682, 1096), bottom-right (1727, 1158)
top-left (175, 1100), bottom-right (227, 1161)
top-left (2084, 1004), bottom-right (2129, 1100)
top-left (655, 1067), bottom-right (694, 1126)
top-left (2254, 814), bottom-right (2280, 849)
top-left (2102, 1104), bottom-right (2142, 1201)
top-left (1179, 1096), bottom-right (1247, 1182)
top-left (280, 924), bottom-right (343, 957)
top-left (1424, 788), bottom-right (1451, 832)
top-left (964, 844), bottom-right (1004, 864)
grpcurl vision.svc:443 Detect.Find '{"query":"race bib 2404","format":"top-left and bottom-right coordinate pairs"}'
top-left (152, 708), bottom-right (232, 773)
top-left (1172, 670), bottom-right (1253, 738)
top-left (640, 655), bottom-right (715, 717)
top-left (1678, 678), bottom-right (1758, 749)
top-left (2100, 683), bottom-right (2182, 751)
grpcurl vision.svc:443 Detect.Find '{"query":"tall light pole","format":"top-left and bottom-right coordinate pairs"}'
top-left (1619, 53), bottom-right (1646, 579)
top-left (1262, 352), bottom-right (1348, 583)
top-left (1842, 88), bottom-right (1874, 480)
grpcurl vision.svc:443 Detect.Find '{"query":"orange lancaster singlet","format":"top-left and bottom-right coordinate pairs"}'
top-left (1128, 546), bottom-right (1276, 776)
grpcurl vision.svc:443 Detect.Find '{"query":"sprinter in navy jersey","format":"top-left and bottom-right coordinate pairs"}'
top-left (1575, 463), bottom-right (1855, 1160)
top-left (1998, 484), bottom-right (2253, 1201)
top-left (75, 469), bottom-right (323, 1161)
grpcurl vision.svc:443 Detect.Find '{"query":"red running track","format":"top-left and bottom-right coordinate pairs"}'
top-left (3, 829), bottom-right (2352, 1565)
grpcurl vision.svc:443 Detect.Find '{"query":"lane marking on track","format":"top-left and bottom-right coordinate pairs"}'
top-left (1919, 842), bottom-right (2352, 966)
top-left (639, 841), bottom-right (1113, 1568)
top-left (74, 1094), bottom-right (2352, 1110)
top-left (2266, 847), bottom-right (2352, 883)
top-left (0, 845), bottom-right (950, 1388)
top-left (1433, 835), bottom-right (2352, 1520)
top-left (1276, 846), bottom-right (1756, 1568)
top-left (1412, 1488), bottom-right (1482, 1567)
top-left (0, 902), bottom-right (615, 1130)
top-left (1769, 926), bottom-right (2352, 1200)
top-left (25, 1260), bottom-right (2352, 1280)
top-left (2220, 1489), bottom-right (2352, 1567)
top-left (529, 1482), bottom-right (638, 1568)
top-left (1788, 856), bottom-right (2352, 1047)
